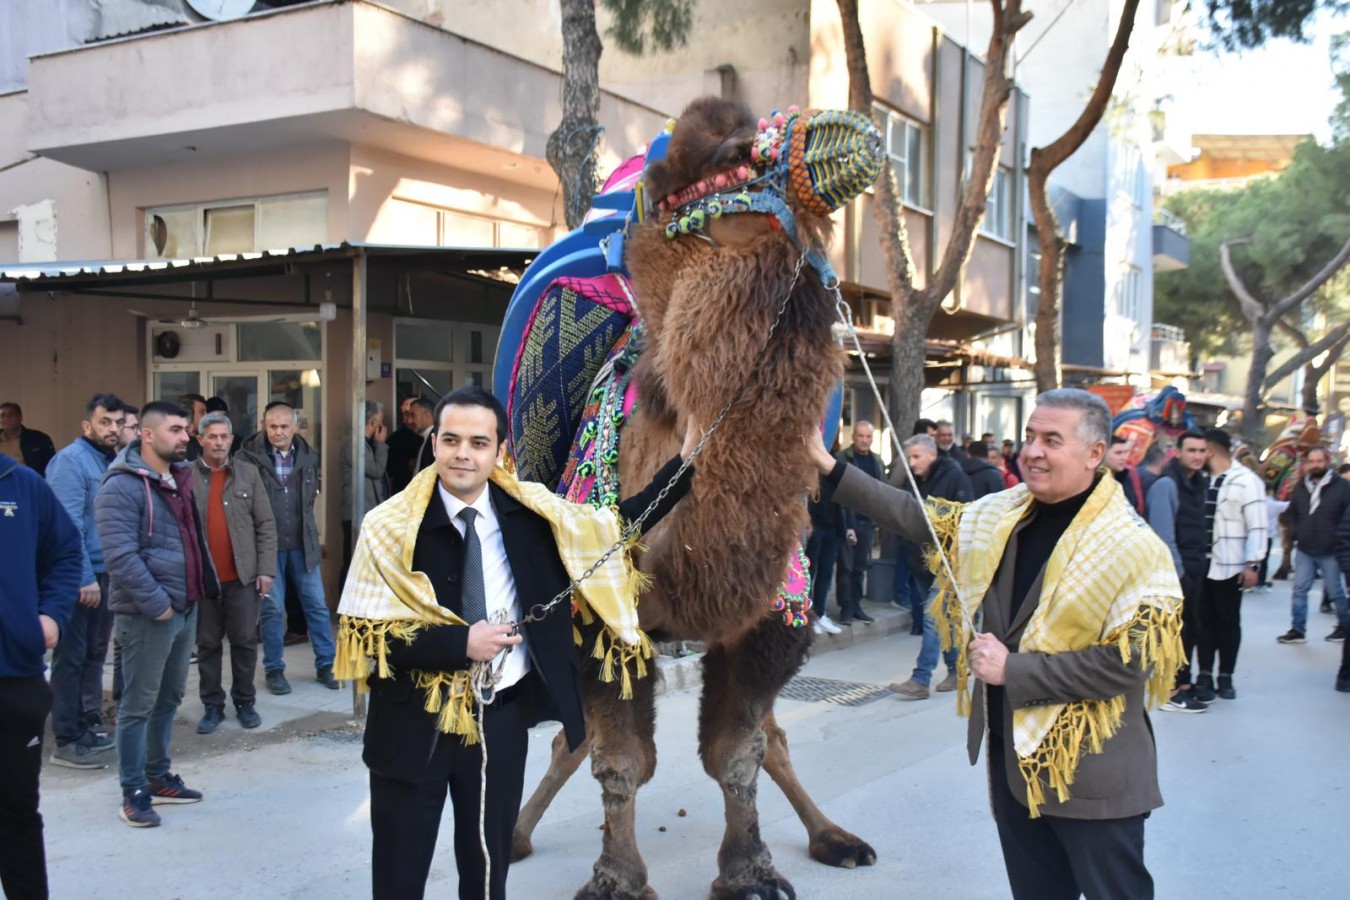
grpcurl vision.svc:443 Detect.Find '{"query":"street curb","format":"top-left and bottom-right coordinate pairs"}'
top-left (654, 601), bottom-right (916, 696)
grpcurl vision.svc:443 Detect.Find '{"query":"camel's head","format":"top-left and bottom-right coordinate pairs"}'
top-left (643, 97), bottom-right (884, 255)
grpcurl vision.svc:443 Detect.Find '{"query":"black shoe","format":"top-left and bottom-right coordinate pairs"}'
top-left (1162, 692), bottom-right (1208, 713)
top-left (1336, 676), bottom-right (1350, 693)
top-left (1276, 629), bottom-right (1307, 644)
top-left (1321, 601), bottom-right (1333, 614)
top-left (316, 667), bottom-right (340, 690)
top-left (265, 671), bottom-right (292, 695)
top-left (1327, 626), bottom-right (1347, 643)
top-left (235, 702), bottom-right (261, 729)
top-left (1217, 676), bottom-right (1236, 700)
top-left (854, 611), bottom-right (875, 624)
top-left (197, 706), bottom-right (225, 735)
top-left (836, 617), bottom-right (854, 627)
top-left (1192, 676), bottom-right (1217, 703)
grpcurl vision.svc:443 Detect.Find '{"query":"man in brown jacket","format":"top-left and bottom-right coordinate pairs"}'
top-left (192, 412), bottom-right (277, 733)
top-left (811, 388), bottom-right (1181, 900)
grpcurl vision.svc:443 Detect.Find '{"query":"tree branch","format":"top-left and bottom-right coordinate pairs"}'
top-left (1262, 318), bottom-right (1350, 390)
top-left (1275, 316), bottom-right (1309, 347)
top-left (1219, 238), bottom-right (1266, 322)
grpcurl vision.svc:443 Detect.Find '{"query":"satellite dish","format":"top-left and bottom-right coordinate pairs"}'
top-left (185, 0), bottom-right (257, 22)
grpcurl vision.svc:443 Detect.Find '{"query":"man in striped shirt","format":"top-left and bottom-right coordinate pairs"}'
top-left (1194, 429), bottom-right (1267, 701)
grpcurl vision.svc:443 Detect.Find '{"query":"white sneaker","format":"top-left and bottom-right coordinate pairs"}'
top-left (812, 621), bottom-right (824, 636)
top-left (817, 615), bottom-right (843, 635)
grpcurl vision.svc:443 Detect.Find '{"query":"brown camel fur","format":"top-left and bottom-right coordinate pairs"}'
top-left (514, 97), bottom-right (876, 899)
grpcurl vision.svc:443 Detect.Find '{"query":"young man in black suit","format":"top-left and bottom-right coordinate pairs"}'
top-left (360, 386), bottom-right (698, 900)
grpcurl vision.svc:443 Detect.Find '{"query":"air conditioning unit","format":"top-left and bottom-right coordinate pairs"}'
top-left (151, 325), bottom-right (231, 363)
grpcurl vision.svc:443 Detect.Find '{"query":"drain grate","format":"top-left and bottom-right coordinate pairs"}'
top-left (778, 675), bottom-right (892, 707)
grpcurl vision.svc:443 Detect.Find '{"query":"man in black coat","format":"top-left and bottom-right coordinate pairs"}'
top-left (959, 440), bottom-right (1006, 499)
top-left (1280, 446), bottom-right (1350, 645)
top-left (361, 386), bottom-right (697, 900)
top-left (0, 402), bottom-right (56, 477)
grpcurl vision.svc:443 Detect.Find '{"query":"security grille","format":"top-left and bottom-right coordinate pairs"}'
top-left (779, 676), bottom-right (892, 707)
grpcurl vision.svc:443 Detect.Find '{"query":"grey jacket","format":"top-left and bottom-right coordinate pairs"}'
top-left (339, 436), bottom-right (390, 522)
top-left (95, 441), bottom-right (221, 619)
top-left (191, 456), bottom-right (278, 585)
top-left (831, 463), bottom-right (1162, 821)
top-left (238, 432), bottom-right (322, 571)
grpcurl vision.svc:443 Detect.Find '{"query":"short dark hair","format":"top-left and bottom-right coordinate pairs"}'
top-left (1142, 443), bottom-right (1165, 466)
top-left (1110, 434), bottom-right (1128, 446)
top-left (205, 397), bottom-right (229, 414)
top-left (412, 397), bottom-right (434, 415)
top-left (121, 404), bottom-right (140, 418)
top-left (1305, 445), bottom-right (1332, 462)
top-left (263, 400), bottom-right (294, 417)
top-left (913, 418), bottom-right (937, 435)
top-left (1176, 430), bottom-right (1206, 450)
top-left (0, 402), bottom-right (21, 417)
top-left (85, 393), bottom-right (124, 420)
top-left (1203, 428), bottom-right (1232, 453)
top-left (969, 440), bottom-right (990, 459)
top-left (141, 400), bottom-right (188, 428)
top-left (432, 386), bottom-right (508, 445)
top-left (1335, 463), bottom-right (1350, 475)
top-left (179, 393), bottom-right (207, 407)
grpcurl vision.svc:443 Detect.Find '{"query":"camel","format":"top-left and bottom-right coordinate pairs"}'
top-left (511, 97), bottom-right (883, 899)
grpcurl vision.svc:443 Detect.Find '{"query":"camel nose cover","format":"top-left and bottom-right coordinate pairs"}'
top-left (786, 109), bottom-right (885, 217)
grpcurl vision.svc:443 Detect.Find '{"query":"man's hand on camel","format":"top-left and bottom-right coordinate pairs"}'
top-left (467, 621), bottom-right (522, 662)
top-left (805, 427), bottom-right (835, 474)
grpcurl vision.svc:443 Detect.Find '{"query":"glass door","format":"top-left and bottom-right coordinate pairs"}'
top-left (210, 372), bottom-right (261, 442)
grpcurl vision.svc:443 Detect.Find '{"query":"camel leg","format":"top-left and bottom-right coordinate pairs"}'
top-left (700, 618), bottom-right (811, 900)
top-left (511, 730), bottom-right (594, 862)
top-left (574, 664), bottom-right (660, 900)
top-left (761, 712), bottom-right (877, 868)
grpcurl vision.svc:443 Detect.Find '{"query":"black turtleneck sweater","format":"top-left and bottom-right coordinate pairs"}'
top-left (989, 477), bottom-right (1098, 739)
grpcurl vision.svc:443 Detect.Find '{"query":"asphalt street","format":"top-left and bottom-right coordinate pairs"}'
top-left (39, 574), bottom-right (1347, 899)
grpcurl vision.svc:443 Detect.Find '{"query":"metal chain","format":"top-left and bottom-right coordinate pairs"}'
top-left (829, 291), bottom-right (976, 635)
top-left (516, 253), bottom-right (809, 626)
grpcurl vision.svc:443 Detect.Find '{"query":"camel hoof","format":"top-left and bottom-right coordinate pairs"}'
top-left (509, 832), bottom-right (533, 863)
top-left (710, 873), bottom-right (796, 900)
top-left (809, 826), bottom-right (877, 868)
top-left (574, 880), bottom-right (658, 900)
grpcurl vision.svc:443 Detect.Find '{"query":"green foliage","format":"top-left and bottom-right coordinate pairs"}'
top-left (1155, 138), bottom-right (1350, 358)
top-left (601, 0), bottom-right (695, 55)
top-left (1197, 0), bottom-right (1344, 51)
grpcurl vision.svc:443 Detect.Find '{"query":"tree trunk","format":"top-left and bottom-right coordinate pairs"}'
top-left (548, 0), bottom-right (603, 230)
top-left (1298, 330), bottom-right (1350, 414)
top-left (1027, 0), bottom-right (1141, 393)
top-left (1242, 319), bottom-right (1274, 442)
top-left (837, 0), bottom-right (1027, 434)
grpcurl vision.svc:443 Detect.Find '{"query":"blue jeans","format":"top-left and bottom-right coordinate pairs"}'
top-left (805, 527), bottom-right (839, 618)
top-left (260, 549), bottom-right (335, 673)
top-left (891, 552), bottom-right (920, 610)
top-left (115, 605), bottom-right (197, 794)
top-left (82, 595), bottom-right (115, 722)
top-left (49, 575), bottom-right (107, 746)
top-left (1290, 552), bottom-right (1348, 634)
top-left (912, 584), bottom-right (958, 687)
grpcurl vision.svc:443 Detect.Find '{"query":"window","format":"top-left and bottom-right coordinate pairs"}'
top-left (393, 318), bottom-right (500, 400)
top-left (873, 104), bottom-right (928, 209)
top-left (1117, 265), bottom-right (1142, 322)
top-left (145, 191), bottom-right (327, 258)
top-left (980, 168), bottom-right (1014, 241)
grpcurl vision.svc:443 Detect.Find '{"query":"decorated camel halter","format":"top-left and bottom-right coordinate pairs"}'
top-left (642, 106), bottom-right (885, 290)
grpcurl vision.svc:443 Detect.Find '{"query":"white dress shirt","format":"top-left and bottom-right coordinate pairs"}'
top-left (437, 482), bottom-right (530, 689)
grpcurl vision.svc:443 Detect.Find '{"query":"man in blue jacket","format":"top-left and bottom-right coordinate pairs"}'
top-left (0, 452), bottom-right (83, 898)
top-left (45, 393), bottom-right (124, 769)
top-left (96, 401), bottom-right (220, 828)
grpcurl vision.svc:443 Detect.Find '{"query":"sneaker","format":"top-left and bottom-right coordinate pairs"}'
top-left (197, 706), bottom-right (225, 735)
top-left (119, 790), bottom-right (161, 828)
top-left (1217, 676), bottom-right (1236, 700)
top-left (146, 773), bottom-right (203, 805)
top-left (1276, 629), bottom-right (1307, 644)
top-left (1327, 626), bottom-right (1346, 643)
top-left (854, 611), bottom-right (875, 624)
top-left (235, 702), bottom-right (261, 729)
top-left (82, 730), bottom-right (115, 752)
top-left (51, 741), bottom-right (108, 769)
top-left (811, 620), bottom-right (824, 636)
top-left (317, 666), bottom-right (340, 690)
top-left (816, 615), bottom-right (842, 636)
top-left (1336, 676), bottom-right (1350, 693)
top-left (837, 617), bottom-right (854, 627)
top-left (934, 673), bottom-right (957, 693)
top-left (1192, 675), bottom-right (1217, 703)
top-left (265, 670), bottom-right (292, 695)
top-left (1162, 692), bottom-right (1208, 713)
top-left (889, 679), bottom-right (930, 701)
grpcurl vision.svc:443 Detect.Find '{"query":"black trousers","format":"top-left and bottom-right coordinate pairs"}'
top-left (1176, 573), bottom-right (1203, 688)
top-left (834, 520), bottom-right (875, 620)
top-left (369, 687), bottom-right (530, 900)
top-left (989, 736), bottom-right (1153, 900)
top-left (1197, 575), bottom-right (1243, 677)
top-left (0, 676), bottom-right (53, 900)
top-left (197, 579), bottom-right (261, 708)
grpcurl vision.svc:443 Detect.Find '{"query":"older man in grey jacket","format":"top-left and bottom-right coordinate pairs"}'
top-left (192, 413), bottom-right (277, 734)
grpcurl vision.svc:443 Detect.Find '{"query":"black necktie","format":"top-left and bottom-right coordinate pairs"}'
top-left (458, 508), bottom-right (487, 623)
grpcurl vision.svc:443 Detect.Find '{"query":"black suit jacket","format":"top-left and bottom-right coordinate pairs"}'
top-left (361, 455), bottom-right (692, 783)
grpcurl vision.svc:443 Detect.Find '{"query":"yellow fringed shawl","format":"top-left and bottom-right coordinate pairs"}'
top-left (333, 464), bottom-right (654, 744)
top-left (927, 475), bottom-right (1184, 817)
